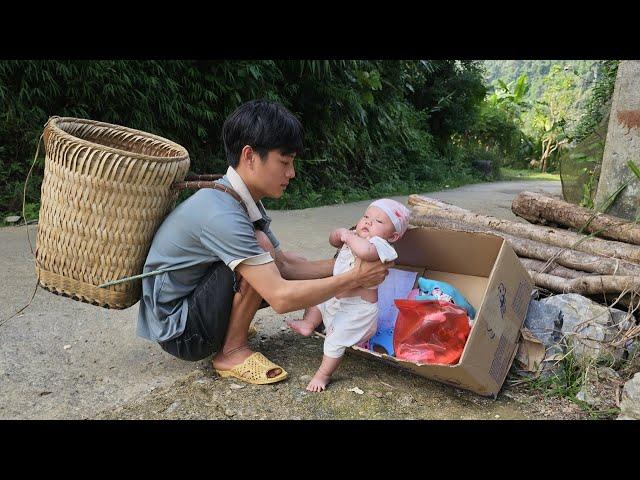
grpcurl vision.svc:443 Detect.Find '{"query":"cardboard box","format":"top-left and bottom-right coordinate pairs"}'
top-left (319, 227), bottom-right (534, 398)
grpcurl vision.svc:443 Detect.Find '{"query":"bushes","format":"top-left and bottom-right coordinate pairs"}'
top-left (0, 60), bottom-right (489, 216)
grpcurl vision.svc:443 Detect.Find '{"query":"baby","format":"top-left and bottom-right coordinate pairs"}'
top-left (287, 198), bottom-right (411, 391)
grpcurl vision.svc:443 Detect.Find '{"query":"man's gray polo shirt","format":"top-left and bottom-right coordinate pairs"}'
top-left (136, 169), bottom-right (279, 343)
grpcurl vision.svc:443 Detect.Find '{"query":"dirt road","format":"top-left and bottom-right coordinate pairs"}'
top-left (2, 180), bottom-right (585, 419)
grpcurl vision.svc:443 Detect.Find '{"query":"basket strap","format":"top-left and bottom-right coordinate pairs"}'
top-left (172, 179), bottom-right (248, 215)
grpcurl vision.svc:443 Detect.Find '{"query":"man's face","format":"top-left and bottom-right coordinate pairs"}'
top-left (252, 149), bottom-right (296, 199)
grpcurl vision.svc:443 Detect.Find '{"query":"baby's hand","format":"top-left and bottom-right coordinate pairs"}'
top-left (339, 228), bottom-right (353, 243)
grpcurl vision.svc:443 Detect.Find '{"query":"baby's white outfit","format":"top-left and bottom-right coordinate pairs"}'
top-left (319, 236), bottom-right (398, 358)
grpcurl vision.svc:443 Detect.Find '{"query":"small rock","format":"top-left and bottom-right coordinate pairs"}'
top-left (617, 415), bottom-right (636, 420)
top-left (348, 387), bottom-right (364, 395)
top-left (39, 391), bottom-right (52, 396)
top-left (373, 392), bottom-right (384, 398)
top-left (63, 345), bottom-right (71, 350)
top-left (494, 414), bottom-right (500, 419)
top-left (224, 409), bottom-right (236, 417)
top-left (619, 372), bottom-right (640, 420)
top-left (194, 379), bottom-right (207, 385)
top-left (165, 401), bottom-right (180, 414)
top-left (299, 375), bottom-right (311, 382)
top-left (229, 383), bottom-right (245, 390)
top-left (4, 215), bottom-right (21, 224)
top-left (575, 385), bottom-right (602, 407)
top-left (597, 366), bottom-right (621, 381)
top-left (280, 326), bottom-right (287, 331)
top-left (397, 393), bottom-right (415, 407)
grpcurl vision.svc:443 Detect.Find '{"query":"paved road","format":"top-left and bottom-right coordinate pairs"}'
top-left (0, 180), bottom-right (561, 419)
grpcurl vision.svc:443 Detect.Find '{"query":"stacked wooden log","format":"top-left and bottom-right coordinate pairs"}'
top-left (408, 191), bottom-right (640, 307)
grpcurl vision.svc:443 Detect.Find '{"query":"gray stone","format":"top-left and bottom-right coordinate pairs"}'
top-left (524, 299), bottom-right (563, 348)
top-left (619, 373), bottom-right (640, 420)
top-left (540, 294), bottom-right (631, 363)
top-left (597, 366), bottom-right (621, 381)
top-left (4, 216), bottom-right (21, 224)
top-left (595, 61), bottom-right (640, 220)
top-left (575, 378), bottom-right (602, 407)
top-left (575, 389), bottom-right (595, 406)
top-left (165, 401), bottom-right (180, 414)
top-left (523, 299), bottom-right (567, 377)
top-left (397, 393), bottom-right (415, 407)
top-left (626, 339), bottom-right (640, 362)
top-left (617, 415), bottom-right (636, 420)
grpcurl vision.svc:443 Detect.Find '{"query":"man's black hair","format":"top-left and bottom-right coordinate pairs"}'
top-left (222, 99), bottom-right (304, 168)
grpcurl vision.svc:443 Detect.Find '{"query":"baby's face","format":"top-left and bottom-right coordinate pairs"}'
top-left (355, 206), bottom-right (398, 240)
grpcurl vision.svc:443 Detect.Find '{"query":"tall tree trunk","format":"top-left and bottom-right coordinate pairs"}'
top-left (540, 138), bottom-right (553, 172)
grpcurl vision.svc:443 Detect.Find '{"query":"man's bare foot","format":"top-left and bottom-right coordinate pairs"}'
top-left (306, 372), bottom-right (331, 392)
top-left (287, 318), bottom-right (317, 337)
top-left (212, 345), bottom-right (282, 378)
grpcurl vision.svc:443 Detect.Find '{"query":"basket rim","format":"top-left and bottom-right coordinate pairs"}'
top-left (46, 116), bottom-right (189, 163)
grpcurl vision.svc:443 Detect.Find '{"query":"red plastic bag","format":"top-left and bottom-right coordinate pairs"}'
top-left (393, 299), bottom-right (471, 365)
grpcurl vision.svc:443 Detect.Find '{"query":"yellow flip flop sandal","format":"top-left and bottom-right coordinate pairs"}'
top-left (215, 352), bottom-right (288, 385)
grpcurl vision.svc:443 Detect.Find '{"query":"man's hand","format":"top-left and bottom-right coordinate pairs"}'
top-left (352, 257), bottom-right (392, 288)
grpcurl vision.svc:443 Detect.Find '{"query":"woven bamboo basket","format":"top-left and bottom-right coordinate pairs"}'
top-left (35, 117), bottom-right (191, 309)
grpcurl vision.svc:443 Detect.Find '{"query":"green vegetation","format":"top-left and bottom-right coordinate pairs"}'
top-left (521, 350), bottom-right (621, 420)
top-left (0, 60), bottom-right (619, 220)
top-left (1, 60), bottom-right (490, 217)
top-left (484, 60), bottom-right (599, 109)
top-left (480, 60), bottom-right (619, 204)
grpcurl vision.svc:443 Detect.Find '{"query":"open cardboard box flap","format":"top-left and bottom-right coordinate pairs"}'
top-left (329, 227), bottom-right (534, 398)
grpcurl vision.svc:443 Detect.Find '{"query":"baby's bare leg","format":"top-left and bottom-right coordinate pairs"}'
top-left (307, 355), bottom-right (343, 392)
top-left (287, 305), bottom-right (322, 337)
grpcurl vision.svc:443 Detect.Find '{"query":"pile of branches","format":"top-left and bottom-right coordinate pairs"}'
top-left (408, 191), bottom-right (640, 319)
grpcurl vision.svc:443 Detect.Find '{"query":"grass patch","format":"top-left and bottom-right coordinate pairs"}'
top-left (520, 351), bottom-right (620, 420)
top-left (500, 167), bottom-right (561, 181)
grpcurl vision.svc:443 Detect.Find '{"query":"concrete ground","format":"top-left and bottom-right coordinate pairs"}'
top-left (1, 180), bottom-right (579, 420)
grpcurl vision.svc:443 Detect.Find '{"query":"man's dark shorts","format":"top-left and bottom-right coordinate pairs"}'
top-left (159, 261), bottom-right (236, 362)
